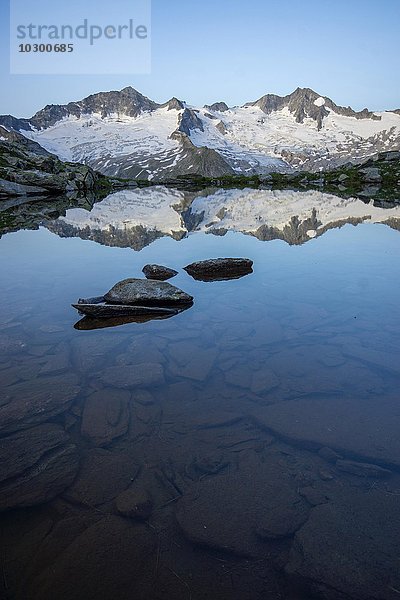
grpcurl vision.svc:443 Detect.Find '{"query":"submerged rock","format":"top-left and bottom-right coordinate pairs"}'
top-left (23, 517), bottom-right (156, 600)
top-left (336, 459), bottom-right (392, 478)
top-left (104, 278), bottom-right (193, 306)
top-left (63, 448), bottom-right (139, 507)
top-left (184, 258), bottom-right (253, 281)
top-left (81, 389), bottom-right (130, 447)
top-left (176, 453), bottom-right (309, 557)
top-left (167, 343), bottom-right (218, 382)
top-left (0, 374), bottom-right (81, 434)
top-left (99, 363), bottom-right (165, 389)
top-left (0, 424), bottom-right (79, 510)
top-left (286, 487), bottom-right (400, 600)
top-left (116, 487), bottom-right (153, 520)
top-left (142, 264), bottom-right (178, 280)
top-left (250, 395), bottom-right (400, 468)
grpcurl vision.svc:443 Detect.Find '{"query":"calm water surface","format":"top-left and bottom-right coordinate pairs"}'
top-left (0, 188), bottom-right (400, 600)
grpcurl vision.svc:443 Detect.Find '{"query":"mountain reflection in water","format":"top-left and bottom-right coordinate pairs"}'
top-left (41, 186), bottom-right (400, 250)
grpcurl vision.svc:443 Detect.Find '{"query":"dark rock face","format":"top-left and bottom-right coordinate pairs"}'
top-left (168, 133), bottom-right (235, 177)
top-left (184, 258), bottom-right (253, 281)
top-left (0, 374), bottom-right (81, 434)
top-left (0, 126), bottom-right (49, 155)
top-left (0, 115), bottom-right (32, 131)
top-left (373, 150), bottom-right (400, 161)
top-left (142, 264), bottom-right (178, 280)
top-left (161, 97), bottom-right (185, 111)
top-left (248, 87), bottom-right (381, 130)
top-left (216, 120), bottom-right (227, 135)
top-left (104, 278), bottom-right (193, 306)
top-left (174, 108), bottom-right (204, 136)
top-left (81, 389), bottom-right (130, 447)
top-left (27, 86), bottom-right (159, 130)
top-left (204, 102), bottom-right (229, 112)
top-left (0, 424), bottom-right (79, 511)
top-left (0, 127), bottom-right (102, 197)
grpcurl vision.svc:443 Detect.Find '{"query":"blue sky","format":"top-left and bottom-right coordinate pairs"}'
top-left (1, 0), bottom-right (399, 117)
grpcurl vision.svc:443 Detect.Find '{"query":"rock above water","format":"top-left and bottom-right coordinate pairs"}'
top-left (0, 374), bottom-right (81, 434)
top-left (0, 424), bottom-right (79, 511)
top-left (142, 264), bottom-right (178, 280)
top-left (104, 278), bottom-right (193, 306)
top-left (0, 128), bottom-right (103, 197)
top-left (184, 258), bottom-right (253, 281)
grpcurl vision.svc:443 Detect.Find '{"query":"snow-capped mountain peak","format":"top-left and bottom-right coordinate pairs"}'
top-left (1, 86), bottom-right (399, 180)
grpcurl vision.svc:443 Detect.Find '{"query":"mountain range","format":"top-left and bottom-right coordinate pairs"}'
top-left (1, 86), bottom-right (400, 180)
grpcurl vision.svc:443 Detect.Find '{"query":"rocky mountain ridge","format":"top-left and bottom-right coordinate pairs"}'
top-left (246, 87), bottom-right (382, 130)
top-left (0, 125), bottom-right (108, 197)
top-left (1, 86), bottom-right (400, 180)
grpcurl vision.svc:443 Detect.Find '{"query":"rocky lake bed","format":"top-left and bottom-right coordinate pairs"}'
top-left (0, 186), bottom-right (400, 600)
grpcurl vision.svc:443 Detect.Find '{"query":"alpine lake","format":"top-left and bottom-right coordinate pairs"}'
top-left (0, 185), bottom-right (400, 600)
